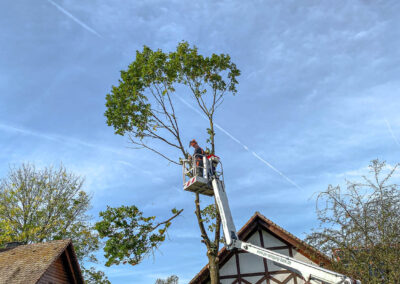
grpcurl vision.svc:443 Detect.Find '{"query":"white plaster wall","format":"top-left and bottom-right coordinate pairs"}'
top-left (293, 249), bottom-right (317, 265)
top-left (219, 255), bottom-right (237, 276)
top-left (262, 230), bottom-right (286, 247)
top-left (266, 248), bottom-right (290, 271)
top-left (238, 252), bottom-right (264, 273)
top-left (242, 276), bottom-right (265, 283)
top-left (296, 277), bottom-right (306, 284)
top-left (286, 277), bottom-right (296, 284)
top-left (271, 272), bottom-right (291, 282)
top-left (218, 228), bottom-right (319, 284)
top-left (246, 231), bottom-right (261, 246)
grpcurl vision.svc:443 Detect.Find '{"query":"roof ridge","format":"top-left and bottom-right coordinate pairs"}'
top-left (0, 239), bottom-right (73, 284)
top-left (253, 212), bottom-right (331, 261)
top-left (189, 211), bottom-right (331, 284)
top-left (33, 240), bottom-right (72, 283)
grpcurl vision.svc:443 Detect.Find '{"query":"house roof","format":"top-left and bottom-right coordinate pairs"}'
top-left (0, 239), bottom-right (83, 284)
top-left (190, 211), bottom-right (331, 284)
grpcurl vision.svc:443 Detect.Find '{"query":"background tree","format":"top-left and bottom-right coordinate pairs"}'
top-left (0, 163), bottom-right (109, 284)
top-left (104, 41), bottom-right (240, 283)
top-left (306, 159), bottom-right (400, 283)
top-left (81, 267), bottom-right (111, 284)
top-left (155, 275), bottom-right (179, 284)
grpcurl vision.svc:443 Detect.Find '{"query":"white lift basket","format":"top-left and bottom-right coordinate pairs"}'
top-left (182, 154), bottom-right (361, 284)
top-left (182, 153), bottom-right (221, 196)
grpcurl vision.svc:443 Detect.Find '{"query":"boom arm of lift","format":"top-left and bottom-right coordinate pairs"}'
top-left (211, 177), bottom-right (360, 284)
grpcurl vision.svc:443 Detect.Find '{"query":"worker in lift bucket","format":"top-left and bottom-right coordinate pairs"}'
top-left (189, 139), bottom-right (205, 177)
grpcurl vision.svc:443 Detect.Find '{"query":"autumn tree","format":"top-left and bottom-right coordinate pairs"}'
top-left (82, 267), bottom-right (111, 284)
top-left (102, 41), bottom-right (240, 283)
top-left (306, 160), bottom-right (400, 283)
top-left (0, 163), bottom-right (109, 284)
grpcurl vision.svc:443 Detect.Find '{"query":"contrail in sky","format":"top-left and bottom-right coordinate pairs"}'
top-left (0, 122), bottom-right (125, 156)
top-left (0, 123), bottom-right (59, 142)
top-left (384, 118), bottom-right (400, 148)
top-left (175, 95), bottom-right (302, 190)
top-left (46, 0), bottom-right (102, 38)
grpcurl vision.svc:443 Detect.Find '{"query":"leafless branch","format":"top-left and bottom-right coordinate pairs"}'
top-left (128, 136), bottom-right (180, 165)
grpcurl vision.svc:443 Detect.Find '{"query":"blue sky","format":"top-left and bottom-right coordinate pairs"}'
top-left (1, 0), bottom-right (400, 283)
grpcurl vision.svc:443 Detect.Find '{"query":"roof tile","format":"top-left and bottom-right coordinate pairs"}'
top-left (0, 239), bottom-right (71, 284)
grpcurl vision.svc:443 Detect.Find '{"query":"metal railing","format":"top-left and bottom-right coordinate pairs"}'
top-left (182, 154), bottom-right (224, 185)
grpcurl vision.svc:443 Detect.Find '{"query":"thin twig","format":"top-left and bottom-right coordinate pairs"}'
top-left (152, 209), bottom-right (184, 230)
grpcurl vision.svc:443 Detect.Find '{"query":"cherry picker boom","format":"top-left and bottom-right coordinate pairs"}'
top-left (182, 154), bottom-right (360, 284)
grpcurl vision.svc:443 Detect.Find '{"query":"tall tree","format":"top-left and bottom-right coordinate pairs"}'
top-left (103, 41), bottom-right (240, 283)
top-left (306, 160), bottom-right (400, 283)
top-left (0, 163), bottom-right (109, 284)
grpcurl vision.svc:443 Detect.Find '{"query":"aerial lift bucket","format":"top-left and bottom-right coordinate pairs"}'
top-left (182, 154), bottom-right (221, 196)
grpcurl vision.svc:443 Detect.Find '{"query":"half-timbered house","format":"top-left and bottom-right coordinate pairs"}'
top-left (0, 239), bottom-right (84, 284)
top-left (190, 212), bottom-right (331, 284)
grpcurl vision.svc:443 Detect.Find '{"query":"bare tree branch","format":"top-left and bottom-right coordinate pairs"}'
top-left (128, 136), bottom-right (180, 165)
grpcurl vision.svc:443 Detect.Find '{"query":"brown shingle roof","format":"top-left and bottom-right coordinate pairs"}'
top-left (189, 211), bottom-right (331, 284)
top-left (0, 239), bottom-right (74, 284)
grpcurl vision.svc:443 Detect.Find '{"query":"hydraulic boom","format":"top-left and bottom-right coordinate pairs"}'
top-left (182, 155), bottom-right (360, 284)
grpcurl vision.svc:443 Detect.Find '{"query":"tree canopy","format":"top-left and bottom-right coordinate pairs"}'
top-left (105, 41), bottom-right (240, 162)
top-left (95, 205), bottom-right (182, 267)
top-left (0, 163), bottom-right (109, 284)
top-left (103, 41), bottom-right (240, 284)
top-left (306, 160), bottom-right (400, 282)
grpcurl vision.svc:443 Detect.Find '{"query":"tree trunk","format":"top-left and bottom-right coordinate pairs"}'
top-left (209, 118), bottom-right (215, 154)
top-left (207, 249), bottom-right (219, 284)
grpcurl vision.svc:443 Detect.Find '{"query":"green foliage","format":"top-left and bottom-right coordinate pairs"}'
top-left (200, 204), bottom-right (218, 233)
top-left (306, 160), bottom-right (400, 282)
top-left (0, 163), bottom-right (98, 260)
top-left (206, 128), bottom-right (214, 145)
top-left (172, 41), bottom-right (239, 97)
top-left (104, 42), bottom-right (239, 284)
top-left (0, 163), bottom-right (104, 282)
top-left (82, 267), bottom-right (111, 284)
top-left (95, 205), bottom-right (183, 267)
top-left (155, 275), bottom-right (179, 284)
top-left (105, 45), bottom-right (164, 137)
top-left (105, 41), bottom-right (240, 161)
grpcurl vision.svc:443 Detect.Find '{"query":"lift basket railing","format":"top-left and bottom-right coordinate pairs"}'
top-left (182, 154), bottom-right (223, 185)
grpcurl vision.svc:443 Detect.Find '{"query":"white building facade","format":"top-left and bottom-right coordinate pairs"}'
top-left (190, 212), bottom-right (331, 284)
